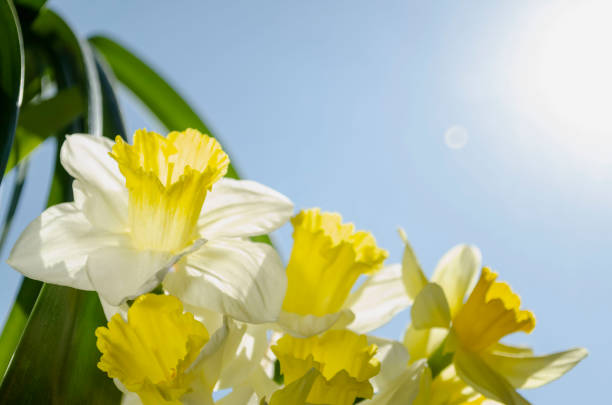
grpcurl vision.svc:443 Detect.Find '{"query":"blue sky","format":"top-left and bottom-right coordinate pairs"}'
top-left (1, 0), bottom-right (610, 402)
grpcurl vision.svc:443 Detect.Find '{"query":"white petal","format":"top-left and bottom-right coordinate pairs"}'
top-left (344, 264), bottom-right (411, 333)
top-left (364, 360), bottom-right (429, 405)
top-left (7, 202), bottom-right (124, 290)
top-left (367, 336), bottom-right (410, 394)
top-left (184, 304), bottom-right (225, 335)
top-left (247, 365), bottom-right (280, 399)
top-left (411, 283), bottom-right (451, 329)
top-left (431, 244), bottom-right (482, 317)
top-left (453, 348), bottom-right (529, 405)
top-left (198, 178), bottom-right (293, 239)
top-left (482, 347), bottom-right (588, 389)
top-left (215, 387), bottom-right (259, 405)
top-left (164, 238), bottom-right (287, 324)
top-left (216, 322), bottom-right (270, 390)
top-left (276, 309), bottom-right (354, 338)
top-left (99, 294), bottom-right (129, 320)
top-left (120, 393), bottom-right (142, 405)
top-left (73, 179), bottom-right (128, 234)
top-left (60, 134), bottom-right (125, 195)
top-left (87, 245), bottom-right (172, 306)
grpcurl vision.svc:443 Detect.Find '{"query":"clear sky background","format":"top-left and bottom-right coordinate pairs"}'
top-left (1, 0), bottom-right (610, 402)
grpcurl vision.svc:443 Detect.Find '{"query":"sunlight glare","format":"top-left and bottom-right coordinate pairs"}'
top-left (517, 0), bottom-right (612, 168)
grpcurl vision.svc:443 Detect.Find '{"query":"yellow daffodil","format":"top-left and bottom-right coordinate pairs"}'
top-left (366, 231), bottom-right (586, 405)
top-left (8, 130), bottom-right (293, 323)
top-left (100, 294), bottom-right (271, 405)
top-left (96, 293), bottom-right (211, 405)
top-left (409, 269), bottom-right (587, 404)
top-left (278, 208), bottom-right (388, 336)
top-left (271, 329), bottom-right (380, 405)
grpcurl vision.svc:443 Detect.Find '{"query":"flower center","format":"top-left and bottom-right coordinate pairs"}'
top-left (110, 129), bottom-right (229, 252)
top-left (95, 294), bottom-right (209, 405)
top-left (452, 268), bottom-right (536, 352)
top-left (282, 209), bottom-right (388, 317)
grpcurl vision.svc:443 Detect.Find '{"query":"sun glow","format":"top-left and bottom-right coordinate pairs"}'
top-left (516, 0), bottom-right (612, 168)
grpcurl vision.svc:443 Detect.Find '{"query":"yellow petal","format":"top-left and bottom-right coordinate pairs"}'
top-left (110, 129), bottom-right (228, 252)
top-left (271, 330), bottom-right (380, 405)
top-left (431, 244), bottom-right (482, 318)
top-left (481, 347), bottom-right (588, 389)
top-left (96, 294), bottom-right (209, 404)
top-left (411, 283), bottom-right (452, 329)
top-left (452, 268), bottom-right (535, 352)
top-left (282, 209), bottom-right (387, 317)
top-left (453, 348), bottom-right (530, 405)
top-left (398, 227), bottom-right (428, 300)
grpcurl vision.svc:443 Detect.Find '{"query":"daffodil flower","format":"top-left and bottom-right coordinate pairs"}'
top-left (271, 329), bottom-right (380, 405)
top-left (101, 294), bottom-right (273, 405)
top-left (96, 293), bottom-right (213, 405)
top-left (366, 231), bottom-right (586, 405)
top-left (8, 129), bottom-right (293, 323)
top-left (410, 268), bottom-right (587, 404)
top-left (278, 208), bottom-right (388, 337)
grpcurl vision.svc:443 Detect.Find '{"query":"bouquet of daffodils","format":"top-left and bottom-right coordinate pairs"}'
top-left (0, 1), bottom-right (585, 404)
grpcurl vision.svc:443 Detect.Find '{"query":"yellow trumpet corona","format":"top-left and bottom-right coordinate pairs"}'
top-left (282, 208), bottom-right (387, 317)
top-left (452, 267), bottom-right (536, 353)
top-left (272, 330), bottom-right (380, 405)
top-left (110, 129), bottom-right (229, 253)
top-left (95, 294), bottom-right (209, 405)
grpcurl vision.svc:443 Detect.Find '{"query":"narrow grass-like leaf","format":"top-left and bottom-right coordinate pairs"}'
top-left (89, 35), bottom-right (239, 179)
top-left (0, 161), bottom-right (29, 250)
top-left (0, 9), bottom-right (121, 403)
top-left (0, 286), bottom-right (119, 404)
top-left (0, 277), bottom-right (41, 378)
top-left (95, 57), bottom-right (127, 139)
top-left (14, 0), bottom-right (46, 12)
top-left (4, 88), bottom-right (83, 175)
top-left (0, 0), bottom-right (24, 184)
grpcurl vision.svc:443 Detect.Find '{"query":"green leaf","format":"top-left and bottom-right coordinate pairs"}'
top-left (427, 337), bottom-right (454, 379)
top-left (0, 0), bottom-right (24, 185)
top-left (0, 161), bottom-right (29, 250)
top-left (31, 10), bottom-right (102, 137)
top-left (14, 0), bottom-right (46, 12)
top-left (0, 9), bottom-right (121, 404)
top-left (94, 57), bottom-right (127, 139)
top-left (89, 35), bottom-right (239, 179)
top-left (0, 277), bottom-right (41, 380)
top-left (0, 286), bottom-right (120, 404)
top-left (4, 87), bottom-right (83, 175)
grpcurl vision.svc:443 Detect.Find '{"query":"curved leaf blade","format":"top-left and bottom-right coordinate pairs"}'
top-left (89, 35), bottom-right (239, 179)
top-left (0, 0), bottom-right (24, 185)
top-left (0, 9), bottom-right (120, 404)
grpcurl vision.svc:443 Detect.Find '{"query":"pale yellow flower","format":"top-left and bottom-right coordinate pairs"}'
top-left (278, 208), bottom-right (388, 336)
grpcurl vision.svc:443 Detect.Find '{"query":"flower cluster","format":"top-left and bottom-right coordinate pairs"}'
top-left (8, 129), bottom-right (586, 404)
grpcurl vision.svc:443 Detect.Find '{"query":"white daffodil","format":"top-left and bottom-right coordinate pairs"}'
top-left (8, 129), bottom-right (293, 323)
